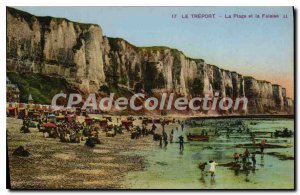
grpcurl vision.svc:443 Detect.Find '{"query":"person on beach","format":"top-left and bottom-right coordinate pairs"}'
top-left (198, 162), bottom-right (207, 175)
top-left (151, 123), bottom-right (157, 131)
top-left (260, 139), bottom-right (267, 153)
top-left (252, 137), bottom-right (256, 147)
top-left (169, 132), bottom-right (173, 143)
top-left (163, 130), bottom-right (168, 147)
top-left (208, 160), bottom-right (218, 180)
top-left (251, 153), bottom-right (256, 166)
top-left (242, 155), bottom-right (247, 164)
top-left (179, 135), bottom-right (184, 150)
top-left (244, 148), bottom-right (250, 162)
top-left (161, 120), bottom-right (165, 132)
top-left (233, 152), bottom-right (240, 162)
top-left (159, 135), bottom-right (163, 148)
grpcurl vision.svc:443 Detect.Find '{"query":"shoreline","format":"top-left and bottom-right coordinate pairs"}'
top-left (7, 115), bottom-right (294, 189)
top-left (185, 114), bottom-right (294, 120)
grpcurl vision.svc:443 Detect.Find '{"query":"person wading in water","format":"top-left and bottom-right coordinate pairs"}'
top-left (260, 139), bottom-right (267, 153)
top-left (179, 135), bottom-right (184, 150)
top-left (208, 160), bottom-right (218, 180)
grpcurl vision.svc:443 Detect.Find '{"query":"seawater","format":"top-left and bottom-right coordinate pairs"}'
top-left (124, 118), bottom-right (294, 189)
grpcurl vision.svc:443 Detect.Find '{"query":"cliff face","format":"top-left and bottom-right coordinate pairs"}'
top-left (101, 37), bottom-right (293, 114)
top-left (7, 7), bottom-right (294, 114)
top-left (7, 7), bottom-right (105, 93)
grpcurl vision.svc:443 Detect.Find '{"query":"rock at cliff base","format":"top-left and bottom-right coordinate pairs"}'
top-left (12, 146), bottom-right (31, 157)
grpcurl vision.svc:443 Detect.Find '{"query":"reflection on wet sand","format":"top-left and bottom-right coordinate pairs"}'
top-left (125, 118), bottom-right (294, 189)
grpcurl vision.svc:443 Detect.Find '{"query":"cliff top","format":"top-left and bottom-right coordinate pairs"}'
top-left (7, 7), bottom-right (99, 30)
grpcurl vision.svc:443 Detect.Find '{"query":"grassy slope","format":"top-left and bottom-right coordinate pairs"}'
top-left (7, 72), bottom-right (71, 104)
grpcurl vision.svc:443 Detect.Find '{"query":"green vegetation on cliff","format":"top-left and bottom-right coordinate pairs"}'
top-left (7, 72), bottom-right (71, 104)
top-left (7, 7), bottom-right (97, 30)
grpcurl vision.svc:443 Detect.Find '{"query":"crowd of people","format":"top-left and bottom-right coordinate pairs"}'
top-left (18, 113), bottom-right (281, 184)
top-left (19, 113), bottom-right (187, 149)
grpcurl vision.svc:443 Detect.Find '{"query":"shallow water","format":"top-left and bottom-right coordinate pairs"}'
top-left (124, 118), bottom-right (294, 189)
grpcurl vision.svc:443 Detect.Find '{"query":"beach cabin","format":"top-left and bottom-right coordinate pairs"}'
top-left (99, 119), bottom-right (108, 128)
top-left (47, 114), bottom-right (56, 123)
top-left (18, 107), bottom-right (26, 119)
top-left (142, 117), bottom-right (152, 125)
top-left (84, 116), bottom-right (94, 126)
top-left (82, 109), bottom-right (87, 116)
top-left (56, 115), bottom-right (65, 122)
top-left (121, 120), bottom-right (133, 128)
top-left (153, 118), bottom-right (161, 124)
top-left (66, 114), bottom-right (76, 123)
top-left (41, 122), bottom-right (58, 138)
top-left (32, 112), bottom-right (41, 121)
top-left (127, 116), bottom-right (135, 121)
top-left (75, 107), bottom-right (81, 116)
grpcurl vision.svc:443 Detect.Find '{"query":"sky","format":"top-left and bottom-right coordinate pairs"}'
top-left (15, 6), bottom-right (294, 98)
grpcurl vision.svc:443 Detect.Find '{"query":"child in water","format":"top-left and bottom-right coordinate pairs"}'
top-left (233, 152), bottom-right (240, 162)
top-left (208, 160), bottom-right (218, 180)
top-left (198, 162), bottom-right (207, 176)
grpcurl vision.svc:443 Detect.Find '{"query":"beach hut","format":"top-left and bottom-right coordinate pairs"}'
top-left (121, 120), bottom-right (133, 128)
top-left (84, 116), bottom-right (94, 126)
top-left (82, 109), bottom-right (87, 116)
top-left (66, 114), bottom-right (76, 123)
top-left (18, 107), bottom-right (26, 119)
top-left (27, 110), bottom-right (34, 118)
top-left (153, 118), bottom-right (161, 124)
top-left (56, 115), bottom-right (65, 122)
top-left (42, 122), bottom-right (57, 128)
top-left (31, 112), bottom-right (41, 122)
top-left (41, 122), bottom-right (58, 138)
top-left (142, 117), bottom-right (152, 125)
top-left (127, 116), bottom-right (135, 121)
top-left (99, 119), bottom-right (108, 128)
top-left (47, 114), bottom-right (56, 123)
top-left (61, 109), bottom-right (67, 116)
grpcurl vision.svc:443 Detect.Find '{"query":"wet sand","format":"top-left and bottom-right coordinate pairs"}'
top-left (7, 116), bottom-right (177, 189)
top-left (123, 118), bottom-right (294, 189)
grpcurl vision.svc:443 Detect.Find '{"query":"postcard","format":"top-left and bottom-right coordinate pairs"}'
top-left (6, 6), bottom-right (295, 190)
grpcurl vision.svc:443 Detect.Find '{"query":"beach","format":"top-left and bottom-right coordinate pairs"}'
top-left (7, 116), bottom-right (294, 189)
top-left (7, 116), bottom-right (174, 189)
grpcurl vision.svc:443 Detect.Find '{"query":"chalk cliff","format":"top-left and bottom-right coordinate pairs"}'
top-left (6, 7), bottom-right (294, 114)
top-left (7, 7), bottom-right (105, 93)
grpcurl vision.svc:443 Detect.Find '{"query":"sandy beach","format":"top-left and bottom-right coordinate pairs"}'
top-left (7, 115), bottom-right (294, 189)
top-left (7, 116), bottom-right (179, 189)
